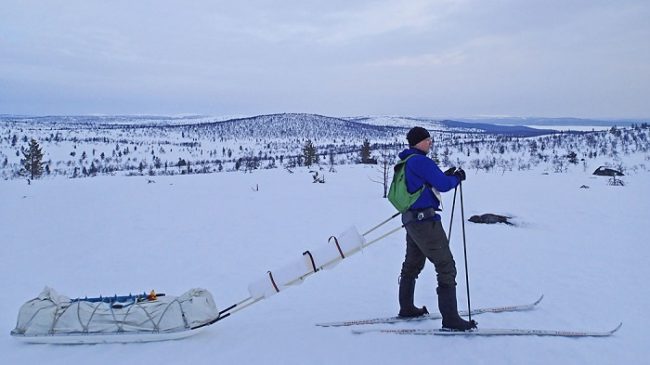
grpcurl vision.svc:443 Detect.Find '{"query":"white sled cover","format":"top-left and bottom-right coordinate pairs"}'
top-left (247, 226), bottom-right (366, 299)
top-left (11, 287), bottom-right (219, 338)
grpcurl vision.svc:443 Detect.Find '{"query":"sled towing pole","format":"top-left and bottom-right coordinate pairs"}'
top-left (213, 213), bottom-right (404, 325)
top-left (363, 212), bottom-right (400, 236)
top-left (192, 296), bottom-right (264, 329)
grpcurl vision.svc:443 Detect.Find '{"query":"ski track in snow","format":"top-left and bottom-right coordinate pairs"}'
top-left (1, 162), bottom-right (649, 364)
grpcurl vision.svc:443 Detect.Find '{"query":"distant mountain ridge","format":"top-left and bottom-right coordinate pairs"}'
top-left (438, 120), bottom-right (557, 136)
top-left (456, 116), bottom-right (641, 127)
top-left (149, 113), bottom-right (562, 138)
top-left (183, 113), bottom-right (406, 140)
top-left (4, 112), bottom-right (619, 138)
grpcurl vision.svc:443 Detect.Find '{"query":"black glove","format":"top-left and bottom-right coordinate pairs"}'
top-left (443, 167), bottom-right (456, 176)
top-left (454, 168), bottom-right (466, 182)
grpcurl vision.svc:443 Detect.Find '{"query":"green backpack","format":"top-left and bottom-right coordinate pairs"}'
top-left (387, 155), bottom-right (425, 213)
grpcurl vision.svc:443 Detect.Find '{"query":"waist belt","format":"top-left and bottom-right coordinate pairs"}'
top-left (401, 207), bottom-right (438, 226)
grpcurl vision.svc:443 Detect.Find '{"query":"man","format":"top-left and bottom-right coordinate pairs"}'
top-left (396, 126), bottom-right (477, 331)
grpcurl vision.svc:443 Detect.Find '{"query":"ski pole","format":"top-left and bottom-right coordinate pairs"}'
top-left (459, 181), bottom-right (472, 322)
top-left (447, 186), bottom-right (458, 242)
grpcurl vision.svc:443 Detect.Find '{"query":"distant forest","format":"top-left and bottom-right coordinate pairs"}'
top-left (1, 114), bottom-right (648, 180)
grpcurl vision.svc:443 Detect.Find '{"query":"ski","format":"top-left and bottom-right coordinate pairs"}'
top-left (316, 294), bottom-right (544, 327)
top-left (351, 322), bottom-right (622, 337)
top-left (11, 327), bottom-right (207, 344)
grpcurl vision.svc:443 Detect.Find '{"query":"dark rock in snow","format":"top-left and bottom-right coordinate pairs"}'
top-left (593, 166), bottom-right (624, 177)
top-left (469, 214), bottom-right (514, 226)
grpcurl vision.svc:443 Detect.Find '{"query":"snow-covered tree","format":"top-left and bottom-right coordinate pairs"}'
top-left (21, 139), bottom-right (45, 179)
top-left (302, 139), bottom-right (318, 167)
top-left (360, 139), bottom-right (373, 164)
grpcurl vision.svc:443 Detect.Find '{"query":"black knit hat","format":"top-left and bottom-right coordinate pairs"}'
top-left (407, 126), bottom-right (431, 146)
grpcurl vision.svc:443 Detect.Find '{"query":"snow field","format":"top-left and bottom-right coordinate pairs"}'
top-left (1, 164), bottom-right (648, 364)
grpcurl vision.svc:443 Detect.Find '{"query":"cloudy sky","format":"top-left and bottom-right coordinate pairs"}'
top-left (1, 0), bottom-right (648, 118)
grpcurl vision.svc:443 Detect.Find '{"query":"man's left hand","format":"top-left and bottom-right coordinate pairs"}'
top-left (454, 168), bottom-right (466, 182)
top-left (443, 167), bottom-right (456, 176)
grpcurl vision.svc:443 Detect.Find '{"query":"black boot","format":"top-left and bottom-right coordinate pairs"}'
top-left (398, 277), bottom-right (429, 318)
top-left (437, 286), bottom-right (477, 330)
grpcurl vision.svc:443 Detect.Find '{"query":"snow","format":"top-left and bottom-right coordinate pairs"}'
top-left (2, 162), bottom-right (649, 364)
top-left (347, 116), bottom-right (444, 130)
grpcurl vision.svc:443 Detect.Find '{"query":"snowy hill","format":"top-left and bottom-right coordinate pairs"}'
top-left (1, 113), bottom-right (555, 138)
top-left (184, 113), bottom-right (406, 140)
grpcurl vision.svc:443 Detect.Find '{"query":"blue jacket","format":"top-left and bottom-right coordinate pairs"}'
top-left (398, 148), bottom-right (460, 218)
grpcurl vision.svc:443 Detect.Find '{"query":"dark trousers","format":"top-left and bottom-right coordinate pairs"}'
top-left (400, 220), bottom-right (457, 288)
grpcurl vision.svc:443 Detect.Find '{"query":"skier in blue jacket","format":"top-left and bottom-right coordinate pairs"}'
top-left (397, 126), bottom-right (477, 330)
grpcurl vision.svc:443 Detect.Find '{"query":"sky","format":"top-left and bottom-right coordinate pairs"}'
top-left (1, 0), bottom-right (649, 119)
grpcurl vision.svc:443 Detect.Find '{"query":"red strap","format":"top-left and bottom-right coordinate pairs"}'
top-left (303, 250), bottom-right (319, 272)
top-left (267, 271), bottom-right (280, 293)
top-left (329, 236), bottom-right (345, 259)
